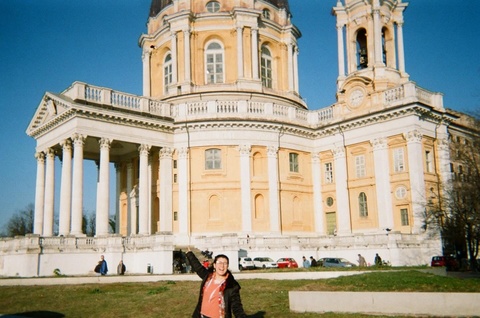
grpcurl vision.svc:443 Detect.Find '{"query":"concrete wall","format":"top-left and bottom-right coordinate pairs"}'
top-left (289, 291), bottom-right (480, 317)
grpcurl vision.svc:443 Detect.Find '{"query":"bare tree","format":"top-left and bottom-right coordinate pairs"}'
top-left (82, 212), bottom-right (96, 237)
top-left (428, 114), bottom-right (480, 271)
top-left (2, 204), bottom-right (34, 237)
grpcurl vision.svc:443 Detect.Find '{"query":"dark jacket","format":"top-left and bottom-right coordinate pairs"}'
top-left (186, 251), bottom-right (247, 318)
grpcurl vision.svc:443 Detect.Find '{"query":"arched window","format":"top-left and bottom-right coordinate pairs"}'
top-left (262, 9), bottom-right (271, 19)
top-left (356, 29), bottom-right (368, 69)
top-left (358, 192), bottom-right (368, 217)
top-left (261, 45), bottom-right (273, 88)
top-left (209, 195), bottom-right (220, 219)
top-left (253, 152), bottom-right (263, 177)
top-left (254, 194), bottom-right (265, 219)
top-left (205, 148), bottom-right (221, 170)
top-left (205, 42), bottom-right (224, 84)
top-left (163, 53), bottom-right (172, 93)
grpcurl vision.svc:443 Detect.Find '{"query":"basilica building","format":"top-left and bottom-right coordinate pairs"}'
top-left (1, 0), bottom-right (470, 276)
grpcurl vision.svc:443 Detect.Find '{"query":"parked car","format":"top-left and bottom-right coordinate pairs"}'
top-left (431, 256), bottom-right (459, 271)
top-left (238, 257), bottom-right (255, 271)
top-left (253, 257), bottom-right (278, 269)
top-left (277, 257), bottom-right (298, 268)
top-left (318, 257), bottom-right (356, 268)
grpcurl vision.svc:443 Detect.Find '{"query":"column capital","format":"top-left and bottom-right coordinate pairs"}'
top-left (370, 137), bottom-right (388, 150)
top-left (60, 139), bottom-right (72, 149)
top-left (267, 146), bottom-right (278, 157)
top-left (405, 130), bottom-right (422, 143)
top-left (333, 147), bottom-right (345, 159)
top-left (437, 138), bottom-right (450, 152)
top-left (99, 137), bottom-right (112, 149)
top-left (35, 151), bottom-right (45, 162)
top-left (238, 144), bottom-right (251, 156)
top-left (45, 148), bottom-right (55, 158)
top-left (72, 133), bottom-right (86, 145)
top-left (311, 152), bottom-right (320, 163)
top-left (138, 144), bottom-right (151, 155)
top-left (159, 147), bottom-right (174, 159)
top-left (177, 147), bottom-right (189, 159)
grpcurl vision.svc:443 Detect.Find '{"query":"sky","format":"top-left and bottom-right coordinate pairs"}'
top-left (0, 0), bottom-right (479, 231)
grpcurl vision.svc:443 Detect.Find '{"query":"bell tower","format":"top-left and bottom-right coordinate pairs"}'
top-left (333, 0), bottom-right (409, 96)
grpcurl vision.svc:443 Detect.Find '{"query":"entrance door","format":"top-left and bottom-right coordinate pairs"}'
top-left (326, 212), bottom-right (337, 235)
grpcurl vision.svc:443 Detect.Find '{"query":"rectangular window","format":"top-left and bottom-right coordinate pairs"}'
top-left (324, 162), bottom-right (333, 183)
top-left (425, 150), bottom-right (433, 173)
top-left (355, 155), bottom-right (366, 178)
top-left (205, 149), bottom-right (221, 170)
top-left (393, 148), bottom-right (405, 172)
top-left (289, 153), bottom-right (299, 173)
top-left (173, 160), bottom-right (177, 169)
top-left (400, 208), bottom-right (409, 226)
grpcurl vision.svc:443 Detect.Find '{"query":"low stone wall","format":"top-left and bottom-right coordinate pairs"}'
top-left (289, 291), bottom-right (480, 317)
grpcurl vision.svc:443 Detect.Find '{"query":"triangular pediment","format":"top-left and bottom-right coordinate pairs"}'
top-left (26, 92), bottom-right (72, 136)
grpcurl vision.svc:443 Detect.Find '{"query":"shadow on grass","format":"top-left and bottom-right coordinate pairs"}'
top-left (2, 311), bottom-right (64, 318)
top-left (247, 311), bottom-right (266, 318)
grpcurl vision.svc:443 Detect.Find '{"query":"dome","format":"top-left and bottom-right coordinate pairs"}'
top-left (149, 0), bottom-right (172, 18)
top-left (149, 0), bottom-right (290, 18)
top-left (264, 0), bottom-right (290, 12)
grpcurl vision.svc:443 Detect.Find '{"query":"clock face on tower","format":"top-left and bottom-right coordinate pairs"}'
top-left (348, 88), bottom-right (365, 108)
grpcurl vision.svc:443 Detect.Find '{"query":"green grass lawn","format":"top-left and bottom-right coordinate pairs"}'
top-left (0, 270), bottom-right (479, 318)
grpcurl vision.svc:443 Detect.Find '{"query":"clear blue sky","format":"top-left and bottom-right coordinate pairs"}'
top-left (0, 1), bottom-right (479, 230)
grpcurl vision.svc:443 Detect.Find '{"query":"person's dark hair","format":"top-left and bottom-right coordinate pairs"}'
top-left (214, 254), bottom-right (229, 264)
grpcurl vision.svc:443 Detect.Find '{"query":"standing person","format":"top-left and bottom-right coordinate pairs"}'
top-left (302, 256), bottom-right (310, 268)
top-left (186, 247), bottom-right (247, 318)
top-left (357, 254), bottom-right (367, 267)
top-left (310, 256), bottom-right (317, 267)
top-left (374, 253), bottom-right (382, 266)
top-left (99, 255), bottom-right (108, 275)
top-left (117, 260), bottom-right (126, 275)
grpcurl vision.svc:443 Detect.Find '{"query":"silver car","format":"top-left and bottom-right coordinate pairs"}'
top-left (318, 257), bottom-right (356, 267)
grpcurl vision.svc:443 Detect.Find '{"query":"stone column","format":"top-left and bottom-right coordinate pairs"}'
top-left (159, 148), bottom-right (174, 232)
top-left (33, 152), bottom-right (45, 235)
top-left (142, 48), bottom-right (151, 97)
top-left (336, 24), bottom-right (345, 78)
top-left (177, 147), bottom-right (189, 236)
top-left (333, 147), bottom-right (351, 235)
top-left (267, 146), bottom-right (280, 233)
top-left (287, 42), bottom-right (294, 92)
top-left (148, 156), bottom-right (153, 233)
top-left (293, 46), bottom-right (299, 93)
top-left (373, 9), bottom-right (383, 65)
top-left (183, 30), bottom-right (191, 83)
top-left (311, 153), bottom-right (325, 234)
top-left (95, 138), bottom-right (111, 236)
top-left (138, 144), bottom-right (151, 235)
top-left (405, 130), bottom-right (425, 233)
top-left (71, 134), bottom-right (85, 236)
top-left (58, 139), bottom-right (73, 236)
top-left (126, 162), bottom-right (135, 235)
top-left (239, 145), bottom-right (252, 233)
top-left (115, 163), bottom-right (121, 234)
top-left (396, 23), bottom-right (406, 73)
top-left (251, 28), bottom-right (259, 80)
top-left (236, 27), bottom-right (244, 78)
top-left (171, 32), bottom-right (178, 84)
top-left (43, 148), bottom-right (55, 236)
top-left (371, 138), bottom-right (394, 230)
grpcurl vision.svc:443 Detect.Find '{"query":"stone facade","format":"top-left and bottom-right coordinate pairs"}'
top-left (2, 0), bottom-right (472, 277)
